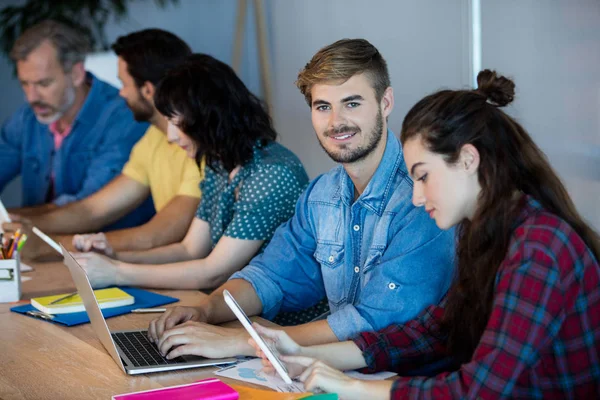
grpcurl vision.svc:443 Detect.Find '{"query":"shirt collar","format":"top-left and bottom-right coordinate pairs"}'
top-left (338, 129), bottom-right (407, 215)
top-left (70, 72), bottom-right (101, 127)
top-left (48, 120), bottom-right (72, 137)
top-left (513, 194), bottom-right (543, 228)
top-left (211, 141), bottom-right (266, 178)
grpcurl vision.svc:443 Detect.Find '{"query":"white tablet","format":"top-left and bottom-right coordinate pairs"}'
top-left (223, 289), bottom-right (292, 384)
top-left (0, 199), bottom-right (11, 233)
top-left (32, 226), bottom-right (63, 255)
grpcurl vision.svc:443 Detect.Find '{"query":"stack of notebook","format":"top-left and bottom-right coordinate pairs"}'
top-left (31, 287), bottom-right (134, 314)
top-left (11, 286), bottom-right (179, 326)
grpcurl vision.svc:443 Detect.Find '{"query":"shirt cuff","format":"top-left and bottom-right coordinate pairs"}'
top-left (326, 303), bottom-right (373, 341)
top-left (229, 264), bottom-right (284, 320)
top-left (352, 332), bottom-right (379, 372)
top-left (53, 193), bottom-right (78, 206)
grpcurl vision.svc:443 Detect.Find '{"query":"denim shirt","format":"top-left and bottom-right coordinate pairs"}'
top-left (231, 130), bottom-right (456, 340)
top-left (0, 73), bottom-right (154, 230)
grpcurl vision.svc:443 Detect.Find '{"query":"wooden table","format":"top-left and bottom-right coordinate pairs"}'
top-left (0, 261), bottom-right (294, 399)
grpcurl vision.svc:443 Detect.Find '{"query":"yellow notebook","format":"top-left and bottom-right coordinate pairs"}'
top-left (31, 288), bottom-right (134, 315)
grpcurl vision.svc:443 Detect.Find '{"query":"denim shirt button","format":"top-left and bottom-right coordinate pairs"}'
top-left (328, 255), bottom-right (334, 262)
top-left (353, 225), bottom-right (360, 231)
top-left (388, 282), bottom-right (396, 290)
top-left (354, 266), bottom-right (360, 273)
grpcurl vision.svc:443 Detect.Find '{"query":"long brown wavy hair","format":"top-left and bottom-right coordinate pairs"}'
top-left (400, 70), bottom-right (600, 364)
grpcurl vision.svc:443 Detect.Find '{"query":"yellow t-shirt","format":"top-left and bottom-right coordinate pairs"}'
top-left (122, 125), bottom-right (202, 211)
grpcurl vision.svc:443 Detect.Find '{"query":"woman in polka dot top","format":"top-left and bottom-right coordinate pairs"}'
top-left (73, 54), bottom-right (309, 291)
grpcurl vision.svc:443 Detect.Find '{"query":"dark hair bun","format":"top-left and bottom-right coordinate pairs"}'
top-left (476, 69), bottom-right (515, 107)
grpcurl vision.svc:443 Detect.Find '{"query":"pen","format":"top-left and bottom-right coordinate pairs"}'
top-left (16, 234), bottom-right (27, 252)
top-left (131, 308), bottom-right (167, 313)
top-left (48, 291), bottom-right (78, 305)
top-left (25, 310), bottom-right (55, 321)
top-left (5, 238), bottom-right (13, 258)
top-left (7, 229), bottom-right (20, 259)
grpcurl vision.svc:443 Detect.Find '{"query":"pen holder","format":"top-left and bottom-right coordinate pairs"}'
top-left (0, 252), bottom-right (21, 303)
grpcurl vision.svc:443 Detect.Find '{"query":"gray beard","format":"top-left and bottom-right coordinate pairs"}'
top-left (34, 84), bottom-right (76, 125)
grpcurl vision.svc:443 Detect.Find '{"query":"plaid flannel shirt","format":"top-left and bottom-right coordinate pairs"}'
top-left (353, 196), bottom-right (600, 399)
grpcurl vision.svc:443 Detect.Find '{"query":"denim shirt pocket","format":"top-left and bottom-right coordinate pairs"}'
top-left (314, 243), bottom-right (347, 307)
top-left (69, 150), bottom-right (94, 164)
top-left (22, 155), bottom-right (46, 204)
top-left (24, 155), bottom-right (40, 172)
top-left (66, 150), bottom-right (95, 185)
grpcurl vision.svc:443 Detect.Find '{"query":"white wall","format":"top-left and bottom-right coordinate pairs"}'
top-left (2, 1), bottom-right (598, 231)
top-left (481, 1), bottom-right (600, 229)
top-left (0, 0), bottom-right (469, 203)
top-left (269, 0), bottom-right (469, 178)
top-left (100, 0), bottom-right (263, 96)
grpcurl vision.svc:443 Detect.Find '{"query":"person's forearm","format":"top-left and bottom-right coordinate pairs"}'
top-left (10, 203), bottom-right (58, 217)
top-left (116, 255), bottom-right (235, 290)
top-left (116, 241), bottom-right (193, 264)
top-left (106, 198), bottom-right (197, 253)
top-left (26, 203), bottom-right (108, 234)
top-left (106, 224), bottom-right (185, 254)
top-left (299, 340), bottom-right (367, 371)
top-left (283, 319), bottom-right (340, 346)
top-left (345, 381), bottom-right (393, 400)
top-left (201, 279), bottom-right (264, 325)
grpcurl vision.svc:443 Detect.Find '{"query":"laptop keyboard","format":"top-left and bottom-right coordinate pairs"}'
top-left (112, 331), bottom-right (188, 367)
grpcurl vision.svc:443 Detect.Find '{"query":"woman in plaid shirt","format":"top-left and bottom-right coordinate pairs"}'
top-left (250, 70), bottom-right (600, 399)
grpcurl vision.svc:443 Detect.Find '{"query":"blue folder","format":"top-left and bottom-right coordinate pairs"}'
top-left (10, 287), bottom-right (179, 327)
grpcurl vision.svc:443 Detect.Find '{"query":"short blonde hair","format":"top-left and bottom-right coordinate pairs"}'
top-left (296, 38), bottom-right (390, 106)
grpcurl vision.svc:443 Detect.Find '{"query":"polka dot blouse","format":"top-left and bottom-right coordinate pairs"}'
top-left (196, 141), bottom-right (309, 252)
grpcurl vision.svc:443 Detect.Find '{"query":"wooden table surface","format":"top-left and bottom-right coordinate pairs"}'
top-left (0, 261), bottom-right (297, 400)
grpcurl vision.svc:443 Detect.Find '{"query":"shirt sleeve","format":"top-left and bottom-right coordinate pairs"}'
top-left (176, 156), bottom-right (203, 198)
top-left (54, 102), bottom-right (147, 205)
top-left (230, 179), bottom-right (325, 319)
top-left (353, 300), bottom-right (449, 374)
top-left (224, 164), bottom-right (306, 241)
top-left (0, 107), bottom-right (25, 192)
top-left (387, 248), bottom-right (567, 398)
top-left (121, 128), bottom-right (151, 186)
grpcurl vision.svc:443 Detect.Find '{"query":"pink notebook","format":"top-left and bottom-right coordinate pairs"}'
top-left (112, 378), bottom-right (239, 400)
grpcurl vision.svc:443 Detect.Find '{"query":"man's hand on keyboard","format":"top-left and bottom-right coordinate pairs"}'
top-left (148, 306), bottom-right (204, 343)
top-left (156, 320), bottom-right (250, 360)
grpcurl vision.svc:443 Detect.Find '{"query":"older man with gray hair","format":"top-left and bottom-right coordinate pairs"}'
top-left (0, 20), bottom-right (151, 230)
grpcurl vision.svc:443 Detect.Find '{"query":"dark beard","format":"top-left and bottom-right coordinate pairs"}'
top-left (128, 97), bottom-right (154, 122)
top-left (319, 109), bottom-right (384, 164)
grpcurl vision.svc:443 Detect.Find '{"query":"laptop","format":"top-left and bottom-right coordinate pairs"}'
top-left (60, 244), bottom-right (236, 375)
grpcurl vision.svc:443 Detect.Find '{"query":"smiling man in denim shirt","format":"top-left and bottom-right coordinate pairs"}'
top-left (0, 20), bottom-right (150, 230)
top-left (148, 39), bottom-right (456, 360)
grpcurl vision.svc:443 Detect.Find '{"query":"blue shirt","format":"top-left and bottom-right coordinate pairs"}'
top-left (231, 130), bottom-right (456, 340)
top-left (0, 73), bottom-right (154, 230)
